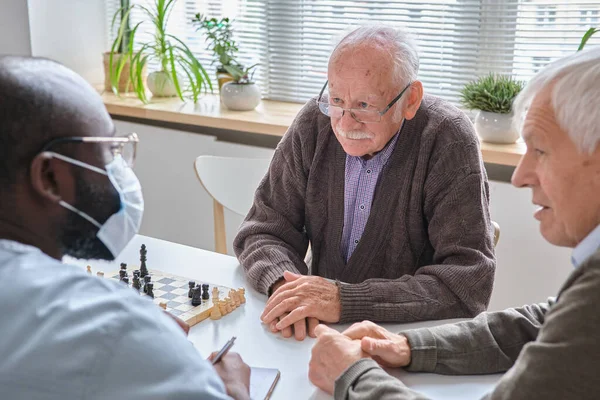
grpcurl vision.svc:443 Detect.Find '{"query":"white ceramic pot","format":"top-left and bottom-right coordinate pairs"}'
top-left (147, 70), bottom-right (177, 97)
top-left (221, 82), bottom-right (261, 111)
top-left (474, 110), bottom-right (519, 144)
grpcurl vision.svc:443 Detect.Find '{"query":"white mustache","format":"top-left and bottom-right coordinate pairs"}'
top-left (337, 129), bottom-right (374, 140)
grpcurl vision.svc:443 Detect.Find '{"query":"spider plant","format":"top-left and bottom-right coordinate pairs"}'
top-left (109, 0), bottom-right (212, 103)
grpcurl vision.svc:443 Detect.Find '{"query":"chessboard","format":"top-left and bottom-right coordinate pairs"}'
top-left (90, 245), bottom-right (245, 327)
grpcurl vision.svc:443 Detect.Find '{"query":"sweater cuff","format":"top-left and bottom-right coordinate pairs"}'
top-left (259, 261), bottom-right (298, 295)
top-left (401, 328), bottom-right (438, 372)
top-left (334, 358), bottom-right (381, 400)
top-left (338, 282), bottom-right (374, 323)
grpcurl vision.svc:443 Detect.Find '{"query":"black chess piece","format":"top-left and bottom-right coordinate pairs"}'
top-left (133, 270), bottom-right (140, 279)
top-left (202, 284), bottom-right (210, 300)
top-left (139, 244), bottom-right (148, 278)
top-left (132, 275), bottom-right (141, 291)
top-left (191, 286), bottom-right (202, 306)
top-left (120, 263), bottom-right (127, 271)
top-left (188, 281), bottom-right (195, 298)
top-left (119, 270), bottom-right (127, 279)
top-left (146, 282), bottom-right (154, 299)
top-left (121, 276), bottom-right (129, 285)
top-left (143, 275), bottom-right (151, 294)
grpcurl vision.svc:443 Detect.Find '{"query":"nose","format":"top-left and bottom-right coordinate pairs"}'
top-left (338, 109), bottom-right (363, 131)
top-left (511, 151), bottom-right (537, 188)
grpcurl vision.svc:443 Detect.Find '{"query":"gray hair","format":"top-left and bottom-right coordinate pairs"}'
top-left (513, 46), bottom-right (600, 153)
top-left (330, 25), bottom-right (420, 89)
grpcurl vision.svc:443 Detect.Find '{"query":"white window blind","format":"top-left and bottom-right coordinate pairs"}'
top-left (106, 0), bottom-right (600, 105)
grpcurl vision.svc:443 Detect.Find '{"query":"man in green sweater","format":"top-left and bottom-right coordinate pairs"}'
top-left (308, 47), bottom-right (600, 399)
top-left (234, 26), bottom-right (496, 341)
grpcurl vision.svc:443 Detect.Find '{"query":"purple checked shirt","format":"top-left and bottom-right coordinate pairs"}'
top-left (341, 131), bottom-right (401, 262)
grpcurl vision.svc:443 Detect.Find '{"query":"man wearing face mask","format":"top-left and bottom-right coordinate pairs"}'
top-left (0, 56), bottom-right (250, 400)
top-left (235, 26), bottom-right (496, 341)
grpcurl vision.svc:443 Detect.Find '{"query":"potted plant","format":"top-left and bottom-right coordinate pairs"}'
top-left (220, 64), bottom-right (261, 111)
top-left (109, 0), bottom-right (212, 103)
top-left (460, 73), bottom-right (525, 144)
top-left (578, 27), bottom-right (598, 51)
top-left (192, 14), bottom-right (242, 90)
top-left (104, 0), bottom-right (141, 93)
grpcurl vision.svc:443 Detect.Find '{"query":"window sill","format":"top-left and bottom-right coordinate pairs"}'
top-left (101, 91), bottom-right (525, 167)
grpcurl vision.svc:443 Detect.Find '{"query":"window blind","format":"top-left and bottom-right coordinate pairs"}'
top-left (106, 0), bottom-right (600, 105)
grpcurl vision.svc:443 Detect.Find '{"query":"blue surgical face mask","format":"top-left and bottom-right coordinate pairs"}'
top-left (42, 152), bottom-right (144, 258)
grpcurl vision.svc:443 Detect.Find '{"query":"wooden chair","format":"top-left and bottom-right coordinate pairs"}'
top-left (194, 155), bottom-right (271, 254)
top-left (492, 220), bottom-right (501, 247)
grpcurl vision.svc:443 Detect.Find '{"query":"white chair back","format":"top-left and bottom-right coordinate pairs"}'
top-left (194, 155), bottom-right (271, 254)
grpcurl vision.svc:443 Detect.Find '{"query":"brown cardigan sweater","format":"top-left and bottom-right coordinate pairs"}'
top-left (234, 95), bottom-right (496, 323)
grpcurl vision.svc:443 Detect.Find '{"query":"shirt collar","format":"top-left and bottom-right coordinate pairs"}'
top-left (0, 239), bottom-right (42, 255)
top-left (571, 224), bottom-right (600, 268)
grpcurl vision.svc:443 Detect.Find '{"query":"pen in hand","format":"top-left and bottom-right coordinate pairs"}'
top-left (211, 336), bottom-right (237, 365)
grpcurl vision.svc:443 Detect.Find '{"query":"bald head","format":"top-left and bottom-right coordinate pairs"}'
top-left (0, 56), bottom-right (113, 186)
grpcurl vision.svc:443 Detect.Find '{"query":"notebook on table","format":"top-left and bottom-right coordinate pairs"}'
top-left (250, 367), bottom-right (280, 400)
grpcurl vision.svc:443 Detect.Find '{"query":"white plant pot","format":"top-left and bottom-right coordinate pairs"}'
top-left (221, 82), bottom-right (261, 111)
top-left (474, 110), bottom-right (519, 144)
top-left (147, 70), bottom-right (177, 97)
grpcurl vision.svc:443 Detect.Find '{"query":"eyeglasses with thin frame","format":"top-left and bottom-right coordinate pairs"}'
top-left (39, 133), bottom-right (139, 167)
top-left (316, 81), bottom-right (412, 123)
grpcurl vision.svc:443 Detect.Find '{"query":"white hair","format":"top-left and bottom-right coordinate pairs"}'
top-left (330, 25), bottom-right (420, 89)
top-left (513, 46), bottom-right (600, 153)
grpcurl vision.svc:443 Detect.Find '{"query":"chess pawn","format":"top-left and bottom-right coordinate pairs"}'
top-left (201, 284), bottom-right (210, 300)
top-left (146, 282), bottom-right (154, 299)
top-left (132, 275), bottom-right (141, 292)
top-left (96, 271), bottom-right (104, 278)
top-left (143, 275), bottom-right (151, 294)
top-left (159, 302), bottom-right (167, 310)
top-left (86, 265), bottom-right (92, 274)
top-left (210, 300), bottom-right (222, 320)
top-left (218, 300), bottom-right (227, 316)
top-left (225, 297), bottom-right (233, 314)
top-left (191, 286), bottom-right (203, 307)
top-left (238, 288), bottom-right (246, 304)
top-left (229, 289), bottom-right (239, 308)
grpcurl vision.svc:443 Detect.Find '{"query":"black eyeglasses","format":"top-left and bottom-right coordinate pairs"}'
top-left (40, 133), bottom-right (139, 167)
top-left (316, 81), bottom-right (412, 123)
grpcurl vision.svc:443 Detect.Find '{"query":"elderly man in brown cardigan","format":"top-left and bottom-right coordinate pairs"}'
top-left (234, 26), bottom-right (496, 341)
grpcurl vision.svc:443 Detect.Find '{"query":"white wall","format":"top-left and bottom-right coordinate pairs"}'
top-left (0, 0), bottom-right (32, 56)
top-left (27, 0), bottom-right (107, 85)
top-left (115, 120), bottom-right (572, 312)
top-left (114, 120), bottom-right (275, 255)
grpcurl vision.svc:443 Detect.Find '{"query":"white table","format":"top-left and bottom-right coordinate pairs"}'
top-left (75, 235), bottom-right (502, 399)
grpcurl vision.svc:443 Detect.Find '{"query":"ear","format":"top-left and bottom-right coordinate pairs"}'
top-left (403, 81), bottom-right (424, 121)
top-left (29, 153), bottom-right (69, 204)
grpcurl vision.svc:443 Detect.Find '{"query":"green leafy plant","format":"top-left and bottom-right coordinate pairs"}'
top-left (460, 73), bottom-right (525, 114)
top-left (109, 0), bottom-right (212, 103)
top-left (223, 63), bottom-right (259, 84)
top-left (578, 27), bottom-right (598, 51)
top-left (113, 0), bottom-right (132, 54)
top-left (192, 14), bottom-right (241, 71)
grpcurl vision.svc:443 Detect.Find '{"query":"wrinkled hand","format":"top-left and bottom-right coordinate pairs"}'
top-left (208, 352), bottom-right (251, 400)
top-left (163, 310), bottom-right (190, 336)
top-left (309, 325), bottom-right (370, 395)
top-left (342, 320), bottom-right (411, 368)
top-left (261, 271), bottom-right (340, 340)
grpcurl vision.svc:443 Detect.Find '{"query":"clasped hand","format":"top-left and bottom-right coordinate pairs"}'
top-left (260, 271), bottom-right (341, 341)
top-left (309, 321), bottom-right (412, 395)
